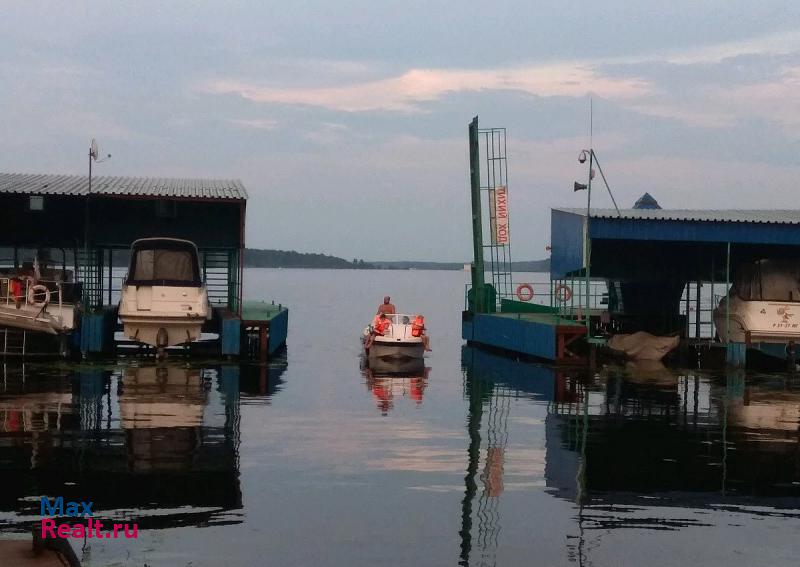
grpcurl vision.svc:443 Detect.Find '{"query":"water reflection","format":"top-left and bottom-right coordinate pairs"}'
top-left (460, 347), bottom-right (800, 566)
top-left (361, 357), bottom-right (430, 415)
top-left (0, 358), bottom-right (287, 535)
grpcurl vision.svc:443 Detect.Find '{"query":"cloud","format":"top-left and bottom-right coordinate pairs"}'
top-left (227, 118), bottom-right (279, 130)
top-left (659, 28), bottom-right (800, 65)
top-left (725, 66), bottom-right (800, 136)
top-left (201, 64), bottom-right (650, 113)
top-left (626, 64), bottom-right (800, 133)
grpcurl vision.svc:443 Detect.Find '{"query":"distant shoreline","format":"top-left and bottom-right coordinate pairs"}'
top-left (243, 248), bottom-right (550, 271)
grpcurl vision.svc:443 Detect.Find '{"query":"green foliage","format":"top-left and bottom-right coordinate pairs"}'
top-left (244, 249), bottom-right (373, 269)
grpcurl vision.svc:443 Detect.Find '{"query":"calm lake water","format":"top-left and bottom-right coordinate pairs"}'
top-left (0, 268), bottom-right (798, 566)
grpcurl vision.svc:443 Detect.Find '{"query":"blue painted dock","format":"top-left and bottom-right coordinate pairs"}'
top-left (462, 311), bottom-right (587, 363)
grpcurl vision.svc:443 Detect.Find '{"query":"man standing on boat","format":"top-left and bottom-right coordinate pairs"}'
top-left (377, 296), bottom-right (396, 315)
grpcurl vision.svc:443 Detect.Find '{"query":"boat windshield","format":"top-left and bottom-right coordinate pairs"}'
top-left (734, 259), bottom-right (800, 302)
top-left (128, 241), bottom-right (201, 287)
top-left (384, 314), bottom-right (414, 325)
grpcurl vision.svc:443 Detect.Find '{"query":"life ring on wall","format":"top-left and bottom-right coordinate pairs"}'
top-left (27, 284), bottom-right (50, 307)
top-left (515, 283), bottom-right (534, 302)
top-left (554, 284), bottom-right (573, 303)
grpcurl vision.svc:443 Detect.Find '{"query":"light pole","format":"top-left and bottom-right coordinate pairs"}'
top-left (580, 150), bottom-right (593, 339)
top-left (575, 148), bottom-right (621, 341)
top-left (83, 139), bottom-right (111, 307)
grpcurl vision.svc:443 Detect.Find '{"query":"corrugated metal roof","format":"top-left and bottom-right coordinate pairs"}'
top-left (554, 207), bottom-right (800, 225)
top-left (0, 172), bottom-right (248, 200)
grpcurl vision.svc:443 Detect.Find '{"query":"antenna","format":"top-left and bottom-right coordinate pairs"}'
top-left (589, 97), bottom-right (593, 150)
top-left (90, 138), bottom-right (99, 161)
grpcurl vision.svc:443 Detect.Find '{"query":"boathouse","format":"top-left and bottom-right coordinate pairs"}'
top-left (551, 207), bottom-right (800, 364)
top-left (0, 172), bottom-right (283, 357)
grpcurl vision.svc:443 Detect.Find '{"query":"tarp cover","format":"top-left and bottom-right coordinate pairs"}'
top-left (608, 331), bottom-right (680, 361)
top-left (133, 249), bottom-right (194, 282)
top-left (735, 259), bottom-right (800, 302)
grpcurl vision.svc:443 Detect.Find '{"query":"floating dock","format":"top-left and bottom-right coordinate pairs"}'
top-left (462, 311), bottom-right (586, 363)
top-left (0, 172), bottom-right (287, 359)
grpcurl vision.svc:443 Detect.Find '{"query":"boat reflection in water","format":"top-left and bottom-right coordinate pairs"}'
top-left (460, 346), bottom-right (800, 567)
top-left (362, 356), bottom-right (430, 415)
top-left (0, 359), bottom-right (285, 542)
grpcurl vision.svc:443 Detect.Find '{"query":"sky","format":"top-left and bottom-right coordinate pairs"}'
top-left (1, 1), bottom-right (799, 261)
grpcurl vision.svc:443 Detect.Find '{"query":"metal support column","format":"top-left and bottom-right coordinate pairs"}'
top-left (468, 116), bottom-right (485, 313)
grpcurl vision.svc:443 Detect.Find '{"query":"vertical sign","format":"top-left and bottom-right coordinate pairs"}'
top-left (492, 185), bottom-right (509, 245)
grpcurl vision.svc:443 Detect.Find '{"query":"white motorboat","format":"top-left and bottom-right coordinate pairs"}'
top-left (362, 313), bottom-right (426, 360)
top-left (0, 253), bottom-right (78, 335)
top-left (118, 238), bottom-right (209, 349)
top-left (713, 259), bottom-right (800, 345)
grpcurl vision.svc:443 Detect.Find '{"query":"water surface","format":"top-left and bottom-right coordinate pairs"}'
top-left (0, 269), bottom-right (798, 566)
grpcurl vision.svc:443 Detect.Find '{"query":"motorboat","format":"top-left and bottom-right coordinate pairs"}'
top-left (118, 238), bottom-right (209, 350)
top-left (713, 258), bottom-right (800, 346)
top-left (0, 251), bottom-right (79, 335)
top-left (361, 313), bottom-right (426, 360)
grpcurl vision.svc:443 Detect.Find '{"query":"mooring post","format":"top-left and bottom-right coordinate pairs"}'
top-left (259, 324), bottom-right (269, 362)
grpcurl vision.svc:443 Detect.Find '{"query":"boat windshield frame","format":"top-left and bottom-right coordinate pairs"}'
top-left (381, 314), bottom-right (417, 325)
top-left (126, 239), bottom-right (203, 288)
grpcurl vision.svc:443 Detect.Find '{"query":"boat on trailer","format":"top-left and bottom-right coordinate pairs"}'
top-left (0, 252), bottom-right (79, 335)
top-left (713, 258), bottom-right (800, 358)
top-left (362, 313), bottom-right (425, 360)
top-left (118, 238), bottom-right (209, 351)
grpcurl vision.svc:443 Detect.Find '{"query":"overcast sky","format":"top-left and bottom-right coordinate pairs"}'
top-left (1, 2), bottom-right (799, 261)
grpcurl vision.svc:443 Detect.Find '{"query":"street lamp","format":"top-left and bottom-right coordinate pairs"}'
top-left (573, 148), bottom-right (620, 343)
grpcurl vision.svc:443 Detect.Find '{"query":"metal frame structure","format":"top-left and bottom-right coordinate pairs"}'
top-left (468, 116), bottom-right (513, 313)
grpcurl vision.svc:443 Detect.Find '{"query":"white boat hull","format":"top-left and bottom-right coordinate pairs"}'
top-left (362, 313), bottom-right (428, 360)
top-left (0, 303), bottom-right (76, 335)
top-left (119, 284), bottom-right (208, 347)
top-left (713, 297), bottom-right (800, 344)
top-left (367, 341), bottom-right (425, 360)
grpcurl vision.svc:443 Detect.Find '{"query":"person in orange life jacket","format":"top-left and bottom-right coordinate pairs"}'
top-left (374, 313), bottom-right (392, 335)
top-left (377, 296), bottom-right (396, 315)
top-left (366, 313), bottom-right (392, 350)
top-left (411, 315), bottom-right (431, 352)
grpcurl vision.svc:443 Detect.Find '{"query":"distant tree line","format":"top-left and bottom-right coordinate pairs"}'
top-left (244, 248), bottom-right (373, 269)
top-left (0, 246), bottom-right (549, 272)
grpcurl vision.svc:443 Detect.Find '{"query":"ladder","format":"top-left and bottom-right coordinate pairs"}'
top-left (77, 248), bottom-right (103, 308)
top-left (202, 250), bottom-right (233, 308)
top-left (1, 327), bottom-right (26, 356)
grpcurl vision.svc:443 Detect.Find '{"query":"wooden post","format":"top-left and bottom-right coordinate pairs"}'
top-left (259, 324), bottom-right (269, 361)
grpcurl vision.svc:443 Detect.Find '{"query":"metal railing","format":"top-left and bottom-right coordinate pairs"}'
top-left (464, 278), bottom-right (608, 317)
top-left (1, 277), bottom-right (67, 323)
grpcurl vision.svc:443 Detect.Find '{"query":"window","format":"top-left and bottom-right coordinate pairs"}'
top-left (28, 196), bottom-right (44, 211)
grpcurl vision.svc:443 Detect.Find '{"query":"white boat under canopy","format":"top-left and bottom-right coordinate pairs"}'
top-left (118, 238), bottom-right (209, 348)
top-left (714, 258), bottom-right (800, 345)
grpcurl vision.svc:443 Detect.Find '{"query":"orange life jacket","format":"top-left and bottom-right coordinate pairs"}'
top-left (9, 279), bottom-right (23, 299)
top-left (374, 318), bottom-right (391, 334)
top-left (411, 317), bottom-right (424, 337)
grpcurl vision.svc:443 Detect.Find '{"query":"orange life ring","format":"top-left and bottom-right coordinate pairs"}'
top-left (515, 283), bottom-right (534, 302)
top-left (554, 284), bottom-right (572, 303)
